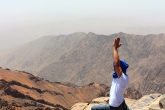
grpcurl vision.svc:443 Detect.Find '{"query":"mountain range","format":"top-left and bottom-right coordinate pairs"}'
top-left (0, 32), bottom-right (165, 95)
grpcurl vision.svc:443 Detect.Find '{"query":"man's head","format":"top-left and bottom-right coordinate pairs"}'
top-left (113, 59), bottom-right (129, 74)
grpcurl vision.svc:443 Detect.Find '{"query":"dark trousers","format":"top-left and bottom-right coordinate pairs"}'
top-left (91, 100), bottom-right (128, 110)
top-left (110, 100), bottom-right (127, 110)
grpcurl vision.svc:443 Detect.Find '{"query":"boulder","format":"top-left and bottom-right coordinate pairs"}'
top-left (159, 94), bottom-right (165, 109)
top-left (91, 97), bottom-right (109, 104)
top-left (70, 103), bottom-right (88, 110)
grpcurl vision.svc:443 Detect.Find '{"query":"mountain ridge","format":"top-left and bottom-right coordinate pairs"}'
top-left (0, 32), bottom-right (165, 95)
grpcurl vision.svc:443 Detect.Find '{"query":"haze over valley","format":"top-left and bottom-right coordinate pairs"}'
top-left (1, 0), bottom-right (165, 51)
top-left (1, 1), bottom-right (165, 109)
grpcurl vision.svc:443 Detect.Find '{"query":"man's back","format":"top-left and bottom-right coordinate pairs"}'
top-left (109, 72), bottom-right (129, 107)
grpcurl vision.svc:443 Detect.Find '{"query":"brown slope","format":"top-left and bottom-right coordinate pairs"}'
top-left (0, 67), bottom-right (108, 109)
top-left (38, 32), bottom-right (165, 95)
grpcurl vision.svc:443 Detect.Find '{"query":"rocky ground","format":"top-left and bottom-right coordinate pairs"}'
top-left (71, 94), bottom-right (165, 110)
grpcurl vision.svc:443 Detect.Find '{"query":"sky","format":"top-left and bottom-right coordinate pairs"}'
top-left (0, 0), bottom-right (165, 51)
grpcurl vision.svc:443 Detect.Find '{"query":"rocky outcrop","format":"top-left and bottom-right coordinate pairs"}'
top-left (105, 87), bottom-right (142, 100)
top-left (71, 94), bottom-right (165, 110)
top-left (124, 87), bottom-right (142, 100)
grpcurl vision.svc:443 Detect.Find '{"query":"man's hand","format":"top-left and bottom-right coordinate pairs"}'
top-left (113, 37), bottom-right (122, 49)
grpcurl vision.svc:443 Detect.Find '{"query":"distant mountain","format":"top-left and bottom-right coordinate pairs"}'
top-left (38, 32), bottom-right (165, 95)
top-left (0, 32), bottom-right (165, 95)
top-left (0, 32), bottom-right (86, 75)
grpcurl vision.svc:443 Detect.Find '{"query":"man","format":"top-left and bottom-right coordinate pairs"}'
top-left (91, 37), bottom-right (129, 110)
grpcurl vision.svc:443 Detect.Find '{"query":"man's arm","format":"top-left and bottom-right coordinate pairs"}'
top-left (113, 37), bottom-right (123, 78)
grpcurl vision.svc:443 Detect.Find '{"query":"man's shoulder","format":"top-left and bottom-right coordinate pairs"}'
top-left (118, 73), bottom-right (129, 84)
top-left (121, 72), bottom-right (129, 79)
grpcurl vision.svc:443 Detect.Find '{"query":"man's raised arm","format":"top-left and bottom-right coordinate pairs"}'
top-left (113, 37), bottom-right (123, 78)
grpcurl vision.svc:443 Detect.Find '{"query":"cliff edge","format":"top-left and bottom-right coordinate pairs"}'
top-left (71, 94), bottom-right (165, 110)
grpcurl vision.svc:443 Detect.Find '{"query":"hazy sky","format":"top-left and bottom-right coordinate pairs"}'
top-left (0, 0), bottom-right (165, 51)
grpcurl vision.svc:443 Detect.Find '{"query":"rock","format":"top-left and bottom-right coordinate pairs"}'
top-left (0, 99), bottom-right (8, 107)
top-left (125, 98), bottom-right (137, 106)
top-left (159, 94), bottom-right (165, 109)
top-left (70, 97), bottom-right (137, 110)
top-left (71, 94), bottom-right (165, 110)
top-left (148, 94), bottom-right (162, 110)
top-left (91, 97), bottom-right (109, 104)
top-left (70, 103), bottom-right (88, 110)
top-left (130, 94), bottom-right (161, 110)
top-left (124, 88), bottom-right (142, 100)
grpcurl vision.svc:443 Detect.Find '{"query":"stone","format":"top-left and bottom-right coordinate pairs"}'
top-left (70, 103), bottom-right (88, 110)
top-left (159, 94), bottom-right (165, 109)
top-left (148, 94), bottom-right (162, 110)
top-left (91, 97), bottom-right (109, 104)
top-left (125, 98), bottom-right (137, 106)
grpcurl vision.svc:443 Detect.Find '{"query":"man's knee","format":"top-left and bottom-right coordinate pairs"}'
top-left (91, 106), bottom-right (96, 110)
